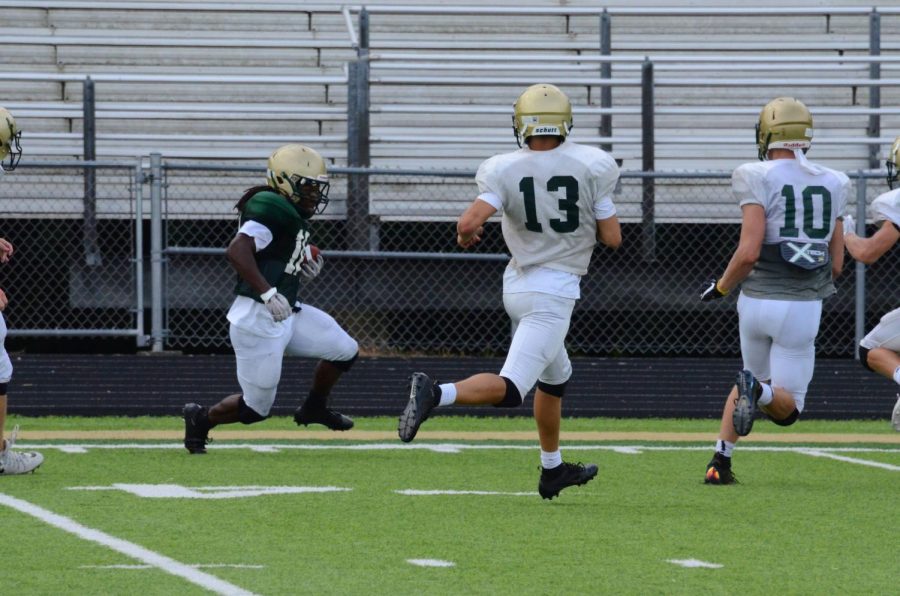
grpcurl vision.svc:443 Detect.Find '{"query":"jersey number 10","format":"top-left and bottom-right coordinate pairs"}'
top-left (779, 184), bottom-right (832, 239)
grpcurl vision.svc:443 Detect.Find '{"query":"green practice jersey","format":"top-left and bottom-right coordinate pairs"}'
top-left (234, 190), bottom-right (311, 303)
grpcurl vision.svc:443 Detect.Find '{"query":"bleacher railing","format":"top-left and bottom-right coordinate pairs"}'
top-left (1, 160), bottom-right (894, 359)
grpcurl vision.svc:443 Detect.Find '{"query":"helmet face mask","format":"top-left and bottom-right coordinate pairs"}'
top-left (0, 108), bottom-right (23, 172)
top-left (756, 97), bottom-right (813, 161)
top-left (512, 84), bottom-right (573, 148)
top-left (886, 136), bottom-right (900, 189)
top-left (266, 144), bottom-right (330, 218)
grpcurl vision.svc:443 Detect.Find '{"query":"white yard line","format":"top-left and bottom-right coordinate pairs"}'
top-left (798, 449), bottom-right (900, 471)
top-left (396, 489), bottom-right (535, 496)
top-left (0, 493), bottom-right (258, 596)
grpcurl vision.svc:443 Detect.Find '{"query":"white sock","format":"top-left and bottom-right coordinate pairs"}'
top-left (541, 450), bottom-right (563, 470)
top-left (757, 382), bottom-right (774, 407)
top-left (437, 383), bottom-right (457, 406)
top-left (715, 439), bottom-right (734, 458)
top-left (893, 366), bottom-right (900, 386)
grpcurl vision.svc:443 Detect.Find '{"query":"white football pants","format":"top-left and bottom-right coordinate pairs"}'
top-left (500, 291), bottom-right (576, 399)
top-left (737, 293), bottom-right (822, 412)
top-left (0, 312), bottom-right (11, 384)
top-left (230, 303), bottom-right (358, 416)
top-left (859, 306), bottom-right (900, 353)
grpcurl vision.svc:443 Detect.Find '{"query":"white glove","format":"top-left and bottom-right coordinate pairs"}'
top-left (261, 288), bottom-right (292, 322)
top-left (300, 253), bottom-right (325, 280)
top-left (842, 214), bottom-right (856, 237)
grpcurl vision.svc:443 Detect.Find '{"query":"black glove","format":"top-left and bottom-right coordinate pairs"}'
top-left (699, 278), bottom-right (728, 302)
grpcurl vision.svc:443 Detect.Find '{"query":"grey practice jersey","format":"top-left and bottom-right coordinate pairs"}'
top-left (734, 158), bottom-right (849, 300)
top-left (476, 141), bottom-right (619, 276)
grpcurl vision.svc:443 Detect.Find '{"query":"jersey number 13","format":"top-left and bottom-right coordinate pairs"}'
top-left (519, 176), bottom-right (579, 234)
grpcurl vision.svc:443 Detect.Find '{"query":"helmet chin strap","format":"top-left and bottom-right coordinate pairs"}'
top-left (793, 148), bottom-right (824, 175)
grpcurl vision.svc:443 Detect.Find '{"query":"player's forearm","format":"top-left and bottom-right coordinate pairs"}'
top-left (226, 238), bottom-right (270, 295)
top-left (717, 247), bottom-right (758, 293)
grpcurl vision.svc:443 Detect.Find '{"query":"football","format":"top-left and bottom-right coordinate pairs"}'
top-left (303, 244), bottom-right (320, 263)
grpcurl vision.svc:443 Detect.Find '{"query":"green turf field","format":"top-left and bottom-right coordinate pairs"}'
top-left (1, 416), bottom-right (897, 595)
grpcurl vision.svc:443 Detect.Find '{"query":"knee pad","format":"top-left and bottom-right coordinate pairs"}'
top-left (770, 408), bottom-right (800, 427)
top-left (494, 376), bottom-right (523, 408)
top-left (326, 352), bottom-right (358, 373)
top-left (858, 345), bottom-right (875, 372)
top-left (537, 380), bottom-right (567, 398)
top-left (238, 396), bottom-right (268, 425)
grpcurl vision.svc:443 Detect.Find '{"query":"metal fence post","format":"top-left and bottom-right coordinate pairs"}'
top-left (854, 172), bottom-right (867, 358)
top-left (599, 9), bottom-right (612, 152)
top-left (82, 77), bottom-right (101, 266)
top-left (868, 9), bottom-right (881, 170)
top-left (347, 57), bottom-right (373, 251)
top-left (641, 58), bottom-right (656, 263)
top-left (134, 162), bottom-right (148, 347)
top-left (149, 153), bottom-right (164, 352)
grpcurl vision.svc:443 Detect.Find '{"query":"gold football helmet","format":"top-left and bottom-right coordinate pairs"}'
top-left (0, 107), bottom-right (23, 172)
top-left (266, 144), bottom-right (330, 217)
top-left (756, 97), bottom-right (813, 161)
top-left (512, 84), bottom-right (573, 148)
top-left (886, 136), bottom-right (900, 189)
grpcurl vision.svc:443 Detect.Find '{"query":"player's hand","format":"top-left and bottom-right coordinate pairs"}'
top-left (699, 278), bottom-right (728, 302)
top-left (457, 226), bottom-right (483, 249)
top-left (842, 214), bottom-right (856, 237)
top-left (0, 238), bottom-right (14, 263)
top-left (300, 254), bottom-right (324, 280)
top-left (261, 289), bottom-right (292, 322)
top-left (0, 288), bottom-right (7, 311)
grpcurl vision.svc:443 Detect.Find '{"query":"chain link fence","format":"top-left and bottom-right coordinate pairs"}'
top-left (0, 162), bottom-right (893, 356)
top-left (0, 162), bottom-right (143, 341)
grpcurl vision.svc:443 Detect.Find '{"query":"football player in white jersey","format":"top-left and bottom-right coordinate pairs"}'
top-left (0, 107), bottom-right (44, 476)
top-left (398, 84), bottom-right (621, 500)
top-left (700, 97), bottom-right (848, 484)
top-left (843, 135), bottom-right (900, 431)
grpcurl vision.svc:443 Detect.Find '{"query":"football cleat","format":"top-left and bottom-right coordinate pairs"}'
top-left (892, 395), bottom-right (900, 432)
top-left (704, 453), bottom-right (737, 485)
top-left (538, 461), bottom-right (598, 500)
top-left (182, 403), bottom-right (211, 454)
top-left (293, 402), bottom-right (353, 431)
top-left (733, 370), bottom-right (762, 437)
top-left (0, 426), bottom-right (43, 475)
top-left (398, 372), bottom-right (437, 443)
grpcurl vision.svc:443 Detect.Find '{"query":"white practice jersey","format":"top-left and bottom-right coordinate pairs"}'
top-left (476, 141), bottom-right (619, 277)
top-left (872, 187), bottom-right (900, 228)
top-left (733, 158), bottom-right (849, 300)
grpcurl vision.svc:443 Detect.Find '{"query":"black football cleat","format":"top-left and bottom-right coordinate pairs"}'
top-left (182, 403), bottom-right (211, 454)
top-left (733, 369), bottom-right (762, 437)
top-left (538, 461), bottom-right (598, 500)
top-left (398, 372), bottom-right (437, 443)
top-left (293, 403), bottom-right (354, 431)
top-left (704, 453), bottom-right (737, 485)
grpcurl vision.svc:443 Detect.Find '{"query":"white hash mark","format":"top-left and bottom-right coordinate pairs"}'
top-left (667, 559), bottom-right (723, 569)
top-left (407, 559), bottom-right (455, 568)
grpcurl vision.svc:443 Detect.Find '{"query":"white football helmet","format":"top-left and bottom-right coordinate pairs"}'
top-left (886, 135), bottom-right (900, 189)
top-left (0, 107), bottom-right (23, 172)
top-left (512, 84), bottom-right (573, 148)
top-left (756, 97), bottom-right (813, 161)
top-left (266, 144), bottom-right (330, 217)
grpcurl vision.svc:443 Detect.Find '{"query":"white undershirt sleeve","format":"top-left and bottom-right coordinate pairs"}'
top-left (477, 192), bottom-right (503, 212)
top-left (238, 220), bottom-right (274, 252)
top-left (593, 196), bottom-right (616, 220)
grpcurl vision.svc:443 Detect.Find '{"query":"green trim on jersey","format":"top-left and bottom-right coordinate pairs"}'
top-left (234, 190), bottom-right (311, 303)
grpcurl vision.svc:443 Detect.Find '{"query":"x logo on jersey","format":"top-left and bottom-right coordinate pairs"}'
top-left (786, 242), bottom-right (816, 263)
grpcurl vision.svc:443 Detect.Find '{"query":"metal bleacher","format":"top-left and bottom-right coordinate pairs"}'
top-left (3, 1), bottom-right (900, 223)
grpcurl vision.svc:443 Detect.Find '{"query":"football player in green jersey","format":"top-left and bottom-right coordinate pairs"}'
top-left (182, 144), bottom-right (359, 454)
top-left (0, 107), bottom-right (44, 475)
